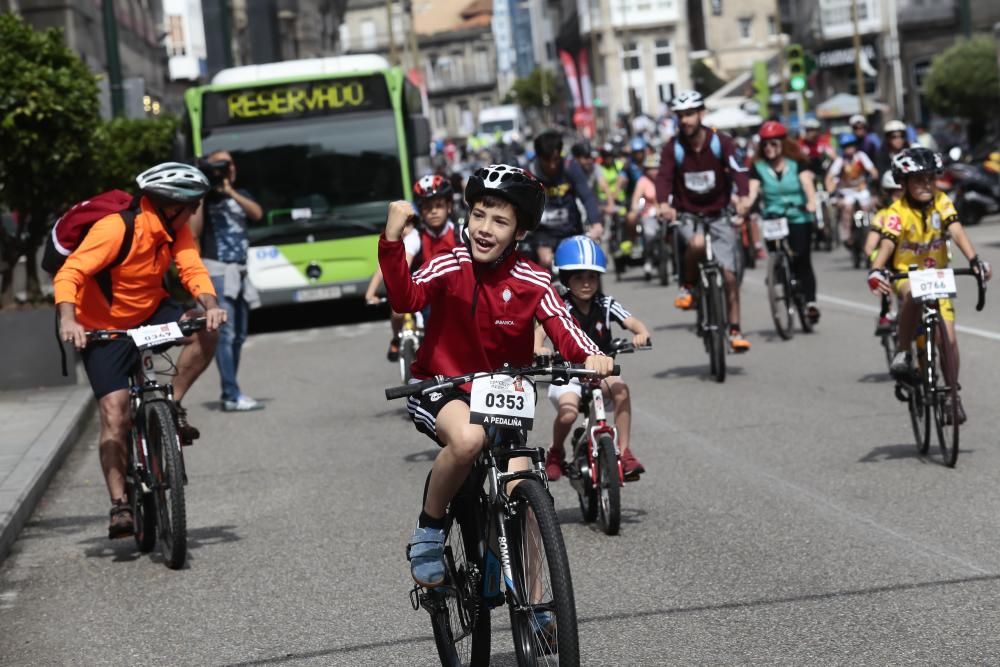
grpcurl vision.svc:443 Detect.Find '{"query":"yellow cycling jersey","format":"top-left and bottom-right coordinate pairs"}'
top-left (880, 191), bottom-right (959, 273)
top-left (870, 207), bottom-right (890, 233)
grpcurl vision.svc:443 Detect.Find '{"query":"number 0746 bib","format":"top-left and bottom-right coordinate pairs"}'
top-left (469, 374), bottom-right (537, 430)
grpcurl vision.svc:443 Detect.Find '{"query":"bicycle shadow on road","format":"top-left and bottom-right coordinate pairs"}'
top-left (18, 513), bottom-right (106, 540)
top-left (555, 505), bottom-right (647, 529)
top-left (403, 449), bottom-right (439, 463)
top-left (857, 371), bottom-right (893, 383)
top-left (653, 364), bottom-right (744, 381)
top-left (79, 524), bottom-right (241, 565)
top-left (652, 322), bottom-right (695, 333)
top-left (857, 444), bottom-right (932, 463)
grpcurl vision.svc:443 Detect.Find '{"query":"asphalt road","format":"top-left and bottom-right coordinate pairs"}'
top-left (4, 221), bottom-right (1000, 666)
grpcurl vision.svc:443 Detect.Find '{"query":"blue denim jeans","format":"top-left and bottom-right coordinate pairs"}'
top-left (210, 274), bottom-right (249, 402)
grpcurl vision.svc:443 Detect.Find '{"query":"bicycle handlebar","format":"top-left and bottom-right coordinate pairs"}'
top-left (887, 267), bottom-right (986, 312)
top-left (85, 317), bottom-right (208, 341)
top-left (385, 362), bottom-right (622, 401)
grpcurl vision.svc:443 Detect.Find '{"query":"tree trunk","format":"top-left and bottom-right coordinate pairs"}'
top-left (24, 209), bottom-right (46, 302)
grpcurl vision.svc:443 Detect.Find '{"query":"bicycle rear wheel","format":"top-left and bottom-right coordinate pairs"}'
top-left (430, 499), bottom-right (491, 666)
top-left (507, 479), bottom-right (579, 666)
top-left (932, 321), bottom-right (960, 467)
top-left (596, 436), bottom-right (621, 536)
top-left (766, 253), bottom-right (794, 340)
top-left (147, 401), bottom-right (187, 569)
top-left (573, 436), bottom-right (597, 524)
top-left (706, 274), bottom-right (727, 383)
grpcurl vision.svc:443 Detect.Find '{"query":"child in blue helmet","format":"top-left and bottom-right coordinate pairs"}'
top-left (535, 236), bottom-right (651, 480)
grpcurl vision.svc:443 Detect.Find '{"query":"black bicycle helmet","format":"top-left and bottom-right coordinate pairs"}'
top-left (465, 164), bottom-right (546, 232)
top-left (891, 146), bottom-right (943, 183)
top-left (571, 141), bottom-right (593, 159)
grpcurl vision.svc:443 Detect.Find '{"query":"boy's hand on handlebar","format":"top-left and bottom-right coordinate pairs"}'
top-left (535, 345), bottom-right (553, 357)
top-left (867, 268), bottom-right (892, 295)
top-left (585, 355), bottom-right (615, 377)
top-left (632, 332), bottom-right (650, 348)
top-left (385, 200), bottom-right (416, 242)
top-left (970, 255), bottom-right (992, 282)
top-left (658, 202), bottom-right (676, 222)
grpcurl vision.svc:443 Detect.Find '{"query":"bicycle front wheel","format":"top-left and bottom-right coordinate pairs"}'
top-left (147, 401), bottom-right (187, 569)
top-left (766, 253), bottom-right (794, 340)
top-left (400, 337), bottom-right (416, 384)
top-left (431, 499), bottom-right (491, 666)
top-left (507, 479), bottom-right (579, 666)
top-left (657, 234), bottom-right (671, 286)
top-left (932, 320), bottom-right (960, 467)
top-left (596, 436), bottom-right (621, 536)
top-left (707, 276), bottom-right (727, 383)
top-left (128, 432), bottom-right (157, 553)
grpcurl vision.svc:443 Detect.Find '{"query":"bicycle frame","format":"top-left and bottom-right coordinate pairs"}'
top-left (128, 347), bottom-right (180, 493)
top-left (577, 382), bottom-right (620, 486)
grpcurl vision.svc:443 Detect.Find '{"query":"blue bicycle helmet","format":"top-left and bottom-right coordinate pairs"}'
top-left (838, 133), bottom-right (858, 149)
top-left (629, 137), bottom-right (647, 153)
top-left (554, 236), bottom-right (607, 275)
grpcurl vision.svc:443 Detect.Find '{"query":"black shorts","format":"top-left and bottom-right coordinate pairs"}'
top-left (81, 299), bottom-right (186, 398)
top-left (406, 383), bottom-right (471, 447)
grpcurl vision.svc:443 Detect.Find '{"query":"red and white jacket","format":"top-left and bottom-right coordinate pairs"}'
top-left (378, 236), bottom-right (601, 383)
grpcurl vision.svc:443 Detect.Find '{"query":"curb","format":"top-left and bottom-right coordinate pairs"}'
top-left (0, 386), bottom-right (95, 564)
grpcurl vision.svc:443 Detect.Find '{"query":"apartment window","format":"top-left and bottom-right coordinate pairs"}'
top-left (360, 20), bottom-right (376, 50)
top-left (391, 12), bottom-right (403, 39)
top-left (622, 41), bottom-right (640, 71)
top-left (767, 15), bottom-right (777, 35)
top-left (473, 47), bottom-right (489, 82)
top-left (654, 39), bottom-right (671, 67)
top-left (432, 105), bottom-right (446, 130)
top-left (738, 17), bottom-right (752, 40)
top-left (167, 15), bottom-right (185, 56)
top-left (338, 23), bottom-right (350, 51)
top-left (658, 82), bottom-right (675, 103)
top-left (711, 0), bottom-right (722, 16)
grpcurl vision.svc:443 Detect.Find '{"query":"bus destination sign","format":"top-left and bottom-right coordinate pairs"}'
top-left (202, 76), bottom-right (389, 128)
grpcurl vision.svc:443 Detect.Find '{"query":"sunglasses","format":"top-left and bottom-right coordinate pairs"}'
top-left (763, 139), bottom-right (783, 148)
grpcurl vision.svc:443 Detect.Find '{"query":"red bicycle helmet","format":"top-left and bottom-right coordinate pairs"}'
top-left (759, 121), bottom-right (787, 140)
top-left (413, 174), bottom-right (453, 201)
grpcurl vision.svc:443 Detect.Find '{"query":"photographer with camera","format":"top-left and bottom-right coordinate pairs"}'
top-left (189, 151), bottom-right (265, 412)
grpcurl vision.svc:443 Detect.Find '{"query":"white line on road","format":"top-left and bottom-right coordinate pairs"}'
top-left (744, 277), bottom-right (1000, 343)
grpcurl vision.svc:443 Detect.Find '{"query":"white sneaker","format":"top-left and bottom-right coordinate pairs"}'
top-left (222, 395), bottom-right (264, 412)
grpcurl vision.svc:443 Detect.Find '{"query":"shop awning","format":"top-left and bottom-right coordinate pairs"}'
top-left (815, 93), bottom-right (888, 119)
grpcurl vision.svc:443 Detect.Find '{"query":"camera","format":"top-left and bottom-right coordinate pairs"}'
top-left (198, 158), bottom-right (231, 188)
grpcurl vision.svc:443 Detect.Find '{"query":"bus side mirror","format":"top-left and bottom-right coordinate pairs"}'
top-left (411, 115), bottom-right (431, 157)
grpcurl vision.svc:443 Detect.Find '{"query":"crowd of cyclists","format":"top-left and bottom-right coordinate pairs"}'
top-left (45, 83), bottom-right (992, 663)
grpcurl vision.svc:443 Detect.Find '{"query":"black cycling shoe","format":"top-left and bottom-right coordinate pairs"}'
top-left (174, 402), bottom-right (200, 445)
top-left (387, 337), bottom-right (400, 363)
top-left (108, 498), bottom-right (133, 539)
top-left (943, 396), bottom-right (967, 425)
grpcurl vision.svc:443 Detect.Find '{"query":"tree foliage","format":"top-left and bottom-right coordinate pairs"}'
top-left (92, 115), bottom-right (181, 192)
top-left (0, 13), bottom-right (101, 304)
top-left (924, 35), bottom-right (1000, 124)
top-left (505, 68), bottom-right (563, 109)
top-left (690, 59), bottom-right (726, 98)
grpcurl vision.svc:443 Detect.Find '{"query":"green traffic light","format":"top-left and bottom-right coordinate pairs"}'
top-left (790, 76), bottom-right (806, 92)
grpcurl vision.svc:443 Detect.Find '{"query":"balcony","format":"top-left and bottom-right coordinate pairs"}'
top-left (898, 0), bottom-right (956, 29)
top-left (578, 0), bottom-right (680, 34)
top-left (426, 64), bottom-right (496, 95)
top-left (818, 0), bottom-right (882, 40)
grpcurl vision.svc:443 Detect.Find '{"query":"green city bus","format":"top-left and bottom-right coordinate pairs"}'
top-left (183, 55), bottom-right (430, 306)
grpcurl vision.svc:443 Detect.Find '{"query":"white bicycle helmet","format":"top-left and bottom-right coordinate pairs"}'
top-left (880, 170), bottom-right (901, 191)
top-left (883, 120), bottom-right (907, 135)
top-left (136, 162), bottom-right (211, 204)
top-left (803, 118), bottom-right (821, 130)
top-left (849, 114), bottom-right (867, 127)
top-left (671, 90), bottom-right (704, 112)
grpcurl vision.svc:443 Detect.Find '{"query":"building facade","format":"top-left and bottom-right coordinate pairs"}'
top-left (689, 0), bottom-right (782, 79)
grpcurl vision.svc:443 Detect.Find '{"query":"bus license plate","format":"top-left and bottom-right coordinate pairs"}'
top-left (469, 374), bottom-right (536, 430)
top-left (294, 286), bottom-right (342, 302)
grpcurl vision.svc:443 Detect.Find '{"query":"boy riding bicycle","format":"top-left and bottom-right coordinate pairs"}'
top-left (534, 236), bottom-right (651, 481)
top-left (377, 164), bottom-right (612, 589)
top-left (825, 133), bottom-right (879, 247)
top-left (366, 174), bottom-right (461, 361)
top-left (867, 148), bottom-right (992, 422)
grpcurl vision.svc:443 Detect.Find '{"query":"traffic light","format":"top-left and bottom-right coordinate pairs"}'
top-left (752, 60), bottom-right (769, 113)
top-left (787, 44), bottom-right (806, 92)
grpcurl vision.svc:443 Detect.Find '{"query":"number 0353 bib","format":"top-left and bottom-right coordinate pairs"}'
top-left (469, 374), bottom-right (537, 430)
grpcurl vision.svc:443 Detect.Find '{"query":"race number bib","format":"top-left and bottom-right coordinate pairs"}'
top-left (908, 268), bottom-right (957, 301)
top-left (761, 217), bottom-right (789, 241)
top-left (539, 207), bottom-right (570, 228)
top-left (469, 374), bottom-right (536, 430)
top-left (683, 170), bottom-right (717, 194)
top-left (128, 322), bottom-right (184, 348)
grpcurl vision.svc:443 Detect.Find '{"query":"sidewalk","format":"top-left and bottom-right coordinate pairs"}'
top-left (0, 382), bottom-right (94, 563)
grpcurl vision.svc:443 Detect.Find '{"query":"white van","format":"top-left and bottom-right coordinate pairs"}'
top-left (477, 105), bottom-right (526, 145)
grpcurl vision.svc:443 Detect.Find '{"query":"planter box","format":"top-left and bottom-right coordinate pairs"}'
top-left (0, 307), bottom-right (77, 390)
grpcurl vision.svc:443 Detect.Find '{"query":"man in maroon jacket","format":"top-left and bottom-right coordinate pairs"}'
top-left (655, 90), bottom-right (752, 352)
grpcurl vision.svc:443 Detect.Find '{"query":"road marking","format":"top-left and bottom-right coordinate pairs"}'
top-left (635, 405), bottom-right (992, 576)
top-left (744, 276), bottom-right (1000, 342)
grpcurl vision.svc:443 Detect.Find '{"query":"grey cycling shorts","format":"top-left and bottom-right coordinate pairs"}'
top-left (676, 214), bottom-right (741, 274)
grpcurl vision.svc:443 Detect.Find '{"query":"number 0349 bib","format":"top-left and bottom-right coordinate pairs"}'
top-left (469, 374), bottom-right (537, 430)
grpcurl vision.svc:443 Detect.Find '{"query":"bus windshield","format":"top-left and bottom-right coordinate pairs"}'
top-left (201, 110), bottom-right (401, 236)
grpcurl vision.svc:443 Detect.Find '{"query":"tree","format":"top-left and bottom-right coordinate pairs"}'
top-left (690, 59), bottom-right (726, 98)
top-left (924, 35), bottom-right (999, 144)
top-left (92, 116), bottom-right (181, 192)
top-left (504, 68), bottom-right (563, 109)
top-left (0, 13), bottom-right (101, 305)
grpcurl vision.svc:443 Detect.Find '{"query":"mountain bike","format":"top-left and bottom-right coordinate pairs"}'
top-left (86, 317), bottom-right (207, 569)
top-left (558, 340), bottom-right (649, 536)
top-left (761, 213), bottom-right (813, 340)
top-left (673, 213), bottom-right (729, 383)
top-left (387, 360), bottom-right (618, 666)
top-left (889, 267), bottom-right (985, 467)
top-left (850, 209), bottom-right (870, 269)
